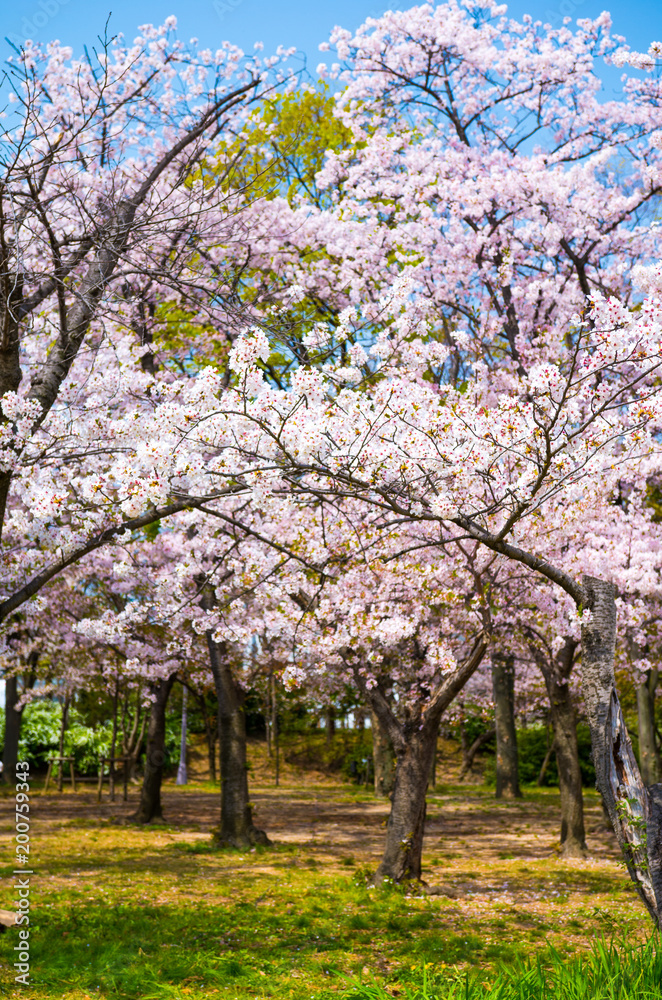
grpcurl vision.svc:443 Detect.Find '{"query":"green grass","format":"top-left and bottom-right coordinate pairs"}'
top-left (8, 875), bottom-right (525, 998)
top-left (344, 938), bottom-right (662, 999)
top-left (0, 772), bottom-right (652, 999)
top-left (1, 849), bottom-right (648, 999)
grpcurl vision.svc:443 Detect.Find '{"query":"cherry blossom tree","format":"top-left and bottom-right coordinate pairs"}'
top-left (189, 249), bottom-right (662, 909)
top-left (0, 20), bottom-right (300, 668)
top-left (171, 1), bottom-right (662, 907)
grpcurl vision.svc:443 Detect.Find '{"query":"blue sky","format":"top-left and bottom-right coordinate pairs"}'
top-left (2, 0), bottom-right (661, 72)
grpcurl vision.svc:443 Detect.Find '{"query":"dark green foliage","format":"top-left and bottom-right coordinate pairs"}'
top-left (483, 725), bottom-right (595, 788)
top-left (283, 730), bottom-right (373, 782)
top-left (1, 700), bottom-right (114, 775)
top-left (338, 735), bottom-right (374, 785)
top-left (0, 699), bottom-right (180, 776)
top-left (456, 707), bottom-right (494, 747)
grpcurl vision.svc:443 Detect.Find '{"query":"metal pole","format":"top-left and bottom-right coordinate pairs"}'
top-left (176, 684), bottom-right (188, 785)
top-left (271, 670), bottom-right (279, 788)
top-left (109, 680), bottom-right (119, 803)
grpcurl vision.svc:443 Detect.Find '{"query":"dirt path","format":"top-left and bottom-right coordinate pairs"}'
top-left (7, 768), bottom-right (620, 873)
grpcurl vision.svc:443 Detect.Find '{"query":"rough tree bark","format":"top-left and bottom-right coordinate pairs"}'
top-left (133, 674), bottom-right (176, 825)
top-left (371, 708), bottom-right (395, 798)
top-left (492, 653), bottom-right (522, 799)
top-left (580, 576), bottom-right (662, 926)
top-left (206, 634), bottom-right (269, 848)
top-left (355, 636), bottom-right (488, 883)
top-left (532, 637), bottom-right (587, 857)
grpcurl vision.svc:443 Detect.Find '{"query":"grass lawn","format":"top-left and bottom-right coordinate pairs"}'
top-left (0, 741), bottom-right (654, 999)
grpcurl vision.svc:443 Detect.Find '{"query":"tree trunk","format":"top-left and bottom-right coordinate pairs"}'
top-left (207, 634), bottom-right (269, 848)
top-left (637, 669), bottom-right (661, 785)
top-left (109, 680), bottom-right (119, 802)
top-left (57, 694), bottom-right (71, 792)
top-left (371, 708), bottom-right (395, 798)
top-left (537, 743), bottom-right (554, 786)
top-left (375, 723), bottom-right (437, 882)
top-left (123, 685), bottom-right (146, 780)
top-left (271, 669), bottom-right (279, 788)
top-left (530, 638), bottom-right (587, 856)
top-left (325, 706), bottom-right (336, 744)
top-left (127, 712), bottom-right (147, 781)
top-left (492, 653), bottom-right (522, 798)
top-left (2, 674), bottom-right (23, 783)
top-left (580, 575), bottom-right (662, 926)
top-left (429, 728), bottom-right (438, 790)
top-left (208, 729), bottom-right (217, 782)
top-left (199, 692), bottom-right (217, 782)
top-left (265, 670), bottom-right (272, 758)
top-left (133, 674), bottom-right (176, 824)
top-left (550, 703), bottom-right (585, 854)
top-left (359, 636), bottom-right (488, 883)
top-left (458, 727), bottom-right (495, 780)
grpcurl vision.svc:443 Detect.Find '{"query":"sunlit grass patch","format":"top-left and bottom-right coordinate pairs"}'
top-left (344, 937), bottom-right (662, 999)
top-left (0, 776), bottom-right (652, 999)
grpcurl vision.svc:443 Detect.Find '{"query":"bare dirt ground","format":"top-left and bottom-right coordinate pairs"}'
top-left (0, 733), bottom-right (625, 877)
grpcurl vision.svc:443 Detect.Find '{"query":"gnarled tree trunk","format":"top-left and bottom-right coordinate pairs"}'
top-left (356, 636), bottom-right (487, 883)
top-left (533, 637), bottom-right (587, 857)
top-left (580, 576), bottom-right (662, 926)
top-left (133, 674), bottom-right (176, 824)
top-left (492, 653), bottom-right (521, 799)
top-left (206, 634), bottom-right (269, 848)
top-left (376, 721), bottom-right (437, 881)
